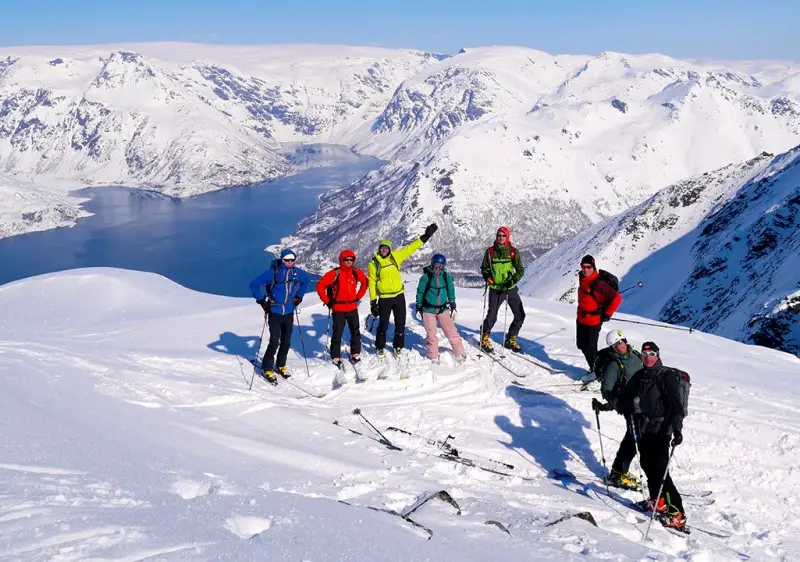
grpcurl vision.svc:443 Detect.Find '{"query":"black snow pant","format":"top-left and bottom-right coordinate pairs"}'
top-left (481, 287), bottom-right (526, 339)
top-left (639, 433), bottom-right (684, 514)
top-left (331, 310), bottom-right (362, 359)
top-left (376, 294), bottom-right (407, 351)
top-left (262, 312), bottom-right (293, 372)
top-left (611, 424), bottom-right (637, 475)
top-left (576, 320), bottom-right (602, 369)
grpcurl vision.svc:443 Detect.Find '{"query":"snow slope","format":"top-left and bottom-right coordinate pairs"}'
top-left (520, 145), bottom-right (800, 355)
top-left (0, 173), bottom-right (89, 238)
top-left (282, 47), bottom-right (800, 275)
top-left (1, 267), bottom-right (799, 560)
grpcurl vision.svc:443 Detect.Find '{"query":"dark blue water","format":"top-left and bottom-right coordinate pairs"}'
top-left (0, 151), bottom-right (382, 297)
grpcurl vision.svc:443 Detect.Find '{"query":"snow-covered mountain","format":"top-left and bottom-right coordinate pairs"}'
top-left (2, 267), bottom-right (799, 559)
top-left (0, 173), bottom-right (90, 238)
top-left (282, 47), bottom-right (800, 275)
top-left (520, 146), bottom-right (800, 355)
top-left (0, 44), bottom-right (442, 197)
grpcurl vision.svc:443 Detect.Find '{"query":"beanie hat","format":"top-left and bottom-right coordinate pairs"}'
top-left (580, 254), bottom-right (596, 268)
top-left (378, 239), bottom-right (393, 250)
top-left (280, 248), bottom-right (296, 260)
top-left (641, 341), bottom-right (660, 355)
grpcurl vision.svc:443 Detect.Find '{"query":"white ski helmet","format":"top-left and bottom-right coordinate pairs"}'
top-left (606, 329), bottom-right (626, 347)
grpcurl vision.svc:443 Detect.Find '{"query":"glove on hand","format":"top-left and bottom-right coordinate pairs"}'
top-left (370, 300), bottom-right (379, 317)
top-left (293, 296), bottom-right (303, 306)
top-left (671, 431), bottom-right (683, 447)
top-left (420, 223), bottom-right (438, 243)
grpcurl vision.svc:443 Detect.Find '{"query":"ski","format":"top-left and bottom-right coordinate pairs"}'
top-left (387, 426), bottom-right (515, 470)
top-left (550, 469), bottom-right (712, 499)
top-left (507, 350), bottom-right (566, 375)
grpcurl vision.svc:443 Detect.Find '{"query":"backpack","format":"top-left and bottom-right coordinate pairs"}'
top-left (420, 268), bottom-right (452, 311)
top-left (592, 269), bottom-right (619, 292)
top-left (593, 347), bottom-right (641, 394)
top-left (488, 245), bottom-right (516, 262)
top-left (370, 255), bottom-right (399, 281)
top-left (325, 267), bottom-right (359, 306)
top-left (661, 367), bottom-right (691, 417)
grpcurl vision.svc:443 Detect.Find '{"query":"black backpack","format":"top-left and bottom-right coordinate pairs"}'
top-left (593, 269), bottom-right (619, 292)
top-left (325, 267), bottom-right (359, 306)
top-left (661, 367), bottom-right (691, 417)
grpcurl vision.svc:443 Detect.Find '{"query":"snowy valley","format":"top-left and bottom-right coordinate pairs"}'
top-left (1, 268), bottom-right (799, 560)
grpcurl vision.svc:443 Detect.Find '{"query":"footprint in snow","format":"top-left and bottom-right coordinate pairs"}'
top-left (170, 476), bottom-right (221, 500)
top-left (225, 515), bottom-right (272, 539)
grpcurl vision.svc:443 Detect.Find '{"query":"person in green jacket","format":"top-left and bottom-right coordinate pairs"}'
top-left (415, 254), bottom-right (466, 362)
top-left (368, 223), bottom-right (438, 357)
top-left (480, 226), bottom-right (525, 353)
top-left (592, 329), bottom-right (645, 491)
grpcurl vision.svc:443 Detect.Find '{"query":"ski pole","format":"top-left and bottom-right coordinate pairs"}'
top-left (353, 408), bottom-right (401, 450)
top-left (501, 299), bottom-right (509, 354)
top-left (611, 317), bottom-right (694, 333)
top-left (627, 415), bottom-right (647, 503)
top-left (645, 446), bottom-right (676, 540)
top-left (479, 283), bottom-right (488, 338)
top-left (294, 310), bottom-right (311, 378)
top-left (324, 307), bottom-right (332, 356)
top-left (595, 409), bottom-right (610, 495)
top-left (619, 280), bottom-right (644, 295)
top-left (249, 314), bottom-right (268, 391)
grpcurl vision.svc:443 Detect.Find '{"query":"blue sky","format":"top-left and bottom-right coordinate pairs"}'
top-left (1, 0), bottom-right (797, 60)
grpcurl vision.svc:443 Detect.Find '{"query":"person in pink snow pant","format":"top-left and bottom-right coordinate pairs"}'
top-left (414, 254), bottom-right (466, 362)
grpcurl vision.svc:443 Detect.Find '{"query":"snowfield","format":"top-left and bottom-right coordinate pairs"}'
top-left (1, 267), bottom-right (798, 560)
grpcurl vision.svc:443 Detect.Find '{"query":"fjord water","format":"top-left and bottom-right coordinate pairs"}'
top-left (0, 147), bottom-right (382, 297)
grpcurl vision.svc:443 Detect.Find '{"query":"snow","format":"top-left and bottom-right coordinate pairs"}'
top-left (0, 173), bottom-right (89, 238)
top-left (2, 266), bottom-right (799, 559)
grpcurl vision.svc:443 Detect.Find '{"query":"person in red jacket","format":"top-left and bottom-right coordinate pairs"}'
top-left (576, 254), bottom-right (622, 371)
top-left (316, 249), bottom-right (368, 367)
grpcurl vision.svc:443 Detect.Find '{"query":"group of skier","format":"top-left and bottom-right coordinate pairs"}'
top-left (248, 230), bottom-right (689, 532)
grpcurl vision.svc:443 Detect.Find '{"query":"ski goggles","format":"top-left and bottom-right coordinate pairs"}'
top-left (641, 350), bottom-right (658, 358)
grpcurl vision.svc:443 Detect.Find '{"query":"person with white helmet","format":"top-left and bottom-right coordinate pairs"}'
top-left (592, 328), bottom-right (644, 491)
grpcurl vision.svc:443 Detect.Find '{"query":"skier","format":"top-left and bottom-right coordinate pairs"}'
top-left (368, 223), bottom-right (439, 357)
top-left (415, 254), bottom-right (466, 363)
top-left (591, 329), bottom-right (644, 491)
top-left (576, 255), bottom-right (621, 373)
top-left (316, 249), bottom-right (368, 368)
top-left (480, 226), bottom-right (525, 353)
top-left (618, 341), bottom-right (687, 530)
top-left (249, 249), bottom-right (310, 384)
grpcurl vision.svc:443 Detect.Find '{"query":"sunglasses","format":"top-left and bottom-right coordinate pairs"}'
top-left (580, 265), bottom-right (594, 270)
top-left (343, 257), bottom-right (355, 263)
top-left (496, 233), bottom-right (507, 238)
top-left (642, 350), bottom-right (658, 357)
top-left (283, 258), bottom-right (295, 263)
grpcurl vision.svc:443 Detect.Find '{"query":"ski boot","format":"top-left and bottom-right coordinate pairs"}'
top-left (636, 497), bottom-right (667, 514)
top-left (377, 349), bottom-right (387, 359)
top-left (504, 335), bottom-right (522, 353)
top-left (480, 332), bottom-right (494, 353)
top-left (332, 358), bottom-right (344, 370)
top-left (602, 470), bottom-right (642, 491)
top-left (660, 510), bottom-right (687, 531)
top-left (350, 354), bottom-right (361, 365)
top-left (276, 366), bottom-right (291, 379)
top-left (263, 370), bottom-right (278, 386)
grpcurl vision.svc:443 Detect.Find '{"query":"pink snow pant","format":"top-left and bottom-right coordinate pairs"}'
top-left (422, 311), bottom-right (465, 360)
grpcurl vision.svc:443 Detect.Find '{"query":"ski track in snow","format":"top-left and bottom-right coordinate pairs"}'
top-left (0, 268), bottom-right (798, 560)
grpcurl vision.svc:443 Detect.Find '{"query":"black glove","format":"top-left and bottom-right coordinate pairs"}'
top-left (601, 312), bottom-right (611, 322)
top-left (448, 302), bottom-right (457, 313)
top-left (293, 296), bottom-right (303, 306)
top-left (671, 430), bottom-right (683, 447)
top-left (415, 304), bottom-right (422, 319)
top-left (370, 300), bottom-right (379, 317)
top-left (420, 222), bottom-right (438, 243)
top-left (592, 398), bottom-right (613, 412)
top-left (256, 299), bottom-right (270, 314)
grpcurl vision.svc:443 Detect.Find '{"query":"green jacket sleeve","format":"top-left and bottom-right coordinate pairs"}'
top-left (601, 361), bottom-right (621, 406)
top-left (392, 237), bottom-right (424, 266)
top-left (480, 249), bottom-right (492, 282)
top-left (446, 272), bottom-right (456, 303)
top-left (367, 258), bottom-right (378, 301)
top-left (512, 248), bottom-right (525, 282)
top-left (415, 274), bottom-right (426, 307)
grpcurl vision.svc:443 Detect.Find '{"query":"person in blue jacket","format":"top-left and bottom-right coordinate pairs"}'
top-left (249, 248), bottom-right (309, 384)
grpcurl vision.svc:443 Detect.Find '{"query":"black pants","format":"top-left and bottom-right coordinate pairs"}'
top-left (331, 310), bottom-right (362, 359)
top-left (481, 287), bottom-right (526, 338)
top-left (639, 433), bottom-right (684, 514)
top-left (576, 321), bottom-right (602, 369)
top-left (611, 424), bottom-right (637, 475)
top-left (376, 294), bottom-right (407, 351)
top-left (262, 312), bottom-right (293, 372)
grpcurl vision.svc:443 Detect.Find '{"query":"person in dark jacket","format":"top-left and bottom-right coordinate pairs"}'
top-left (316, 249), bottom-right (368, 367)
top-left (592, 329), bottom-right (644, 491)
top-left (249, 248), bottom-right (310, 384)
top-left (576, 254), bottom-right (622, 372)
top-left (480, 226), bottom-right (526, 353)
top-left (617, 341), bottom-right (686, 530)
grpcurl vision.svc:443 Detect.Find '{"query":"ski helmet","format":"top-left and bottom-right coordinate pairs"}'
top-left (606, 329), bottom-right (625, 347)
top-left (431, 253), bottom-right (446, 266)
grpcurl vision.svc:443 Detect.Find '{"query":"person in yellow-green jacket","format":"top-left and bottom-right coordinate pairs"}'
top-left (480, 226), bottom-right (526, 354)
top-left (368, 223), bottom-right (438, 357)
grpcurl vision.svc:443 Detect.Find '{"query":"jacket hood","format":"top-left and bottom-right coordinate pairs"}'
top-left (339, 249), bottom-right (356, 267)
top-left (496, 226), bottom-right (511, 246)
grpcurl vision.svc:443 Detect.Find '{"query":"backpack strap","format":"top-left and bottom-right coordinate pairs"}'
top-left (421, 269), bottom-right (449, 313)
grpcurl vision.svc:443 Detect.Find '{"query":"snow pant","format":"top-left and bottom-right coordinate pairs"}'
top-left (638, 433), bottom-right (684, 514)
top-left (611, 424), bottom-right (637, 475)
top-left (376, 294), bottom-right (407, 351)
top-left (576, 320), bottom-right (602, 369)
top-left (481, 287), bottom-right (525, 338)
top-left (262, 312), bottom-right (293, 372)
top-left (331, 309), bottom-right (362, 359)
top-left (422, 311), bottom-right (465, 360)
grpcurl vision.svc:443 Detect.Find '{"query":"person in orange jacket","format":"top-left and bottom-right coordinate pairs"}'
top-left (316, 249), bottom-right (368, 367)
top-left (576, 254), bottom-right (622, 371)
